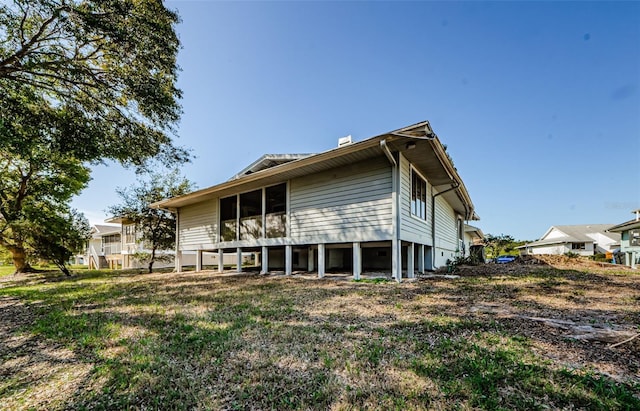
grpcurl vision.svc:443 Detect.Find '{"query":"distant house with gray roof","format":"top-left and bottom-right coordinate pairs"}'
top-left (518, 224), bottom-right (620, 257)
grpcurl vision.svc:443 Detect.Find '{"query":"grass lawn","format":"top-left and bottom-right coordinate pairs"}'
top-left (0, 263), bottom-right (638, 410)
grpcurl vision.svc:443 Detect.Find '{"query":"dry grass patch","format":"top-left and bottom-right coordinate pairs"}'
top-left (0, 264), bottom-right (639, 410)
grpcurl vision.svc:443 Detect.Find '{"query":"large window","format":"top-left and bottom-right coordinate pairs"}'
top-left (220, 195), bottom-right (237, 241)
top-left (265, 183), bottom-right (286, 238)
top-left (102, 234), bottom-right (121, 255)
top-left (220, 183), bottom-right (287, 241)
top-left (240, 189), bottom-right (262, 240)
top-left (411, 169), bottom-right (427, 220)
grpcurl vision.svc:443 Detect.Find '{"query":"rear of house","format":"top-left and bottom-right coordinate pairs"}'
top-left (153, 121), bottom-right (479, 281)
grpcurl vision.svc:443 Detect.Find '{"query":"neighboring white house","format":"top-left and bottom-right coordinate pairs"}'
top-left (464, 224), bottom-right (485, 262)
top-left (151, 121), bottom-right (479, 281)
top-left (85, 220), bottom-right (235, 270)
top-left (518, 224), bottom-right (620, 257)
top-left (85, 224), bottom-right (123, 269)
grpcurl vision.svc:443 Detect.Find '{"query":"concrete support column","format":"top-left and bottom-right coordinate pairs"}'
top-left (407, 243), bottom-right (415, 279)
top-left (318, 243), bottom-right (325, 278)
top-left (261, 246), bottom-right (269, 274)
top-left (236, 248), bottom-right (242, 273)
top-left (175, 251), bottom-right (183, 273)
top-left (285, 245), bottom-right (292, 275)
top-left (418, 244), bottom-right (425, 273)
top-left (218, 249), bottom-right (224, 273)
top-left (308, 248), bottom-right (315, 272)
top-left (196, 250), bottom-right (203, 272)
top-left (353, 242), bottom-right (362, 280)
top-left (392, 238), bottom-right (401, 282)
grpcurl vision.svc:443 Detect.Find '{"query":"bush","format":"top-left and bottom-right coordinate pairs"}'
top-left (564, 251), bottom-right (580, 259)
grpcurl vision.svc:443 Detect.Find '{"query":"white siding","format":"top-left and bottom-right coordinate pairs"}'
top-left (529, 243), bottom-right (593, 256)
top-left (543, 228), bottom-right (565, 240)
top-left (398, 154), bottom-right (432, 244)
top-left (178, 201), bottom-right (218, 250)
top-left (434, 194), bottom-right (458, 267)
top-left (289, 157), bottom-right (393, 244)
top-left (529, 244), bottom-right (569, 255)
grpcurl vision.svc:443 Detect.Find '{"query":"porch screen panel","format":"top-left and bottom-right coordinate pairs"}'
top-left (240, 189), bottom-right (262, 240)
top-left (220, 195), bottom-right (237, 241)
top-left (266, 183), bottom-right (286, 238)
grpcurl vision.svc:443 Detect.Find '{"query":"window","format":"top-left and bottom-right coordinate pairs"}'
top-left (411, 169), bottom-right (427, 220)
top-left (572, 242), bottom-right (586, 250)
top-left (219, 183), bottom-right (288, 241)
top-left (265, 183), bottom-right (287, 238)
top-left (240, 189), bottom-right (262, 240)
top-left (102, 234), bottom-right (121, 255)
top-left (220, 195), bottom-right (237, 241)
top-left (124, 225), bottom-right (136, 244)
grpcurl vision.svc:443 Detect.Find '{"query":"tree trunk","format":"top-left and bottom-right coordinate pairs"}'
top-left (148, 247), bottom-right (156, 274)
top-left (7, 244), bottom-right (33, 274)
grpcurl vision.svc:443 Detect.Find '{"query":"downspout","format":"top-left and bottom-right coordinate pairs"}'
top-left (380, 139), bottom-right (401, 281)
top-left (431, 183), bottom-right (459, 270)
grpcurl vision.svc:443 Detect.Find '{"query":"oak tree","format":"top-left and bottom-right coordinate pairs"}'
top-left (0, 1), bottom-right (189, 273)
top-left (108, 170), bottom-right (193, 273)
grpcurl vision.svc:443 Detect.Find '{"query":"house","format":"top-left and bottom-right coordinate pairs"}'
top-left (518, 224), bottom-right (620, 257)
top-left (86, 224), bottom-right (122, 269)
top-left (464, 224), bottom-right (485, 262)
top-left (607, 210), bottom-right (640, 268)
top-left (86, 219), bottom-right (243, 270)
top-left (151, 121), bottom-right (479, 281)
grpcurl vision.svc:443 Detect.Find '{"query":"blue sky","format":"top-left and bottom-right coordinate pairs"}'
top-left (71, 1), bottom-right (640, 241)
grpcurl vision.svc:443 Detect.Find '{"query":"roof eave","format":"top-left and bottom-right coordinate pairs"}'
top-left (152, 121), bottom-right (478, 220)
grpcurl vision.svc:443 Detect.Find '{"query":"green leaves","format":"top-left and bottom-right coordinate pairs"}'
top-left (108, 170), bottom-right (194, 273)
top-left (0, 0), bottom-right (188, 169)
top-left (0, 1), bottom-right (191, 273)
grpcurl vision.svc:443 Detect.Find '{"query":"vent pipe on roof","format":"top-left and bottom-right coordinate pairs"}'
top-left (338, 135), bottom-right (352, 147)
top-left (635, 209), bottom-right (640, 221)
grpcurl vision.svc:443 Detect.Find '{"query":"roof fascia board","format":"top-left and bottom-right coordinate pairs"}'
top-left (608, 220), bottom-right (640, 232)
top-left (152, 136), bottom-right (385, 209)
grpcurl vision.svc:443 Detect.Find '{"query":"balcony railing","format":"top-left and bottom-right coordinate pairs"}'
top-left (103, 243), bottom-right (122, 255)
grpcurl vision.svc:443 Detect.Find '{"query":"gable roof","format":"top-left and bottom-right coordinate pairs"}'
top-left (230, 154), bottom-right (314, 180)
top-left (525, 224), bottom-right (620, 247)
top-left (91, 224), bottom-right (120, 238)
top-left (152, 121), bottom-right (478, 220)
